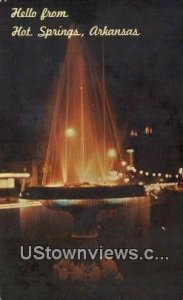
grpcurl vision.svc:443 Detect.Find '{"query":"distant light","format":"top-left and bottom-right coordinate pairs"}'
top-left (126, 165), bottom-right (133, 171)
top-left (0, 173), bottom-right (30, 179)
top-left (130, 130), bottom-right (138, 137)
top-left (124, 177), bottom-right (130, 183)
top-left (121, 161), bottom-right (127, 167)
top-left (138, 181), bottom-right (144, 185)
top-left (130, 130), bottom-right (135, 136)
top-left (145, 126), bottom-right (153, 135)
top-left (65, 128), bottom-right (76, 138)
top-left (126, 166), bottom-right (136, 172)
top-left (145, 172), bottom-right (149, 176)
top-left (107, 148), bottom-right (117, 158)
top-left (158, 173), bottom-right (161, 177)
top-left (152, 173), bottom-right (156, 177)
top-left (154, 184), bottom-right (161, 192)
top-left (165, 174), bottom-right (169, 178)
top-left (175, 174), bottom-right (179, 178)
top-left (168, 174), bottom-right (172, 178)
top-left (178, 168), bottom-right (183, 175)
top-left (127, 149), bottom-right (134, 153)
top-left (139, 170), bottom-right (143, 175)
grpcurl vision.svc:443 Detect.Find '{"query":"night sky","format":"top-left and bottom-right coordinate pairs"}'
top-left (0, 0), bottom-right (182, 171)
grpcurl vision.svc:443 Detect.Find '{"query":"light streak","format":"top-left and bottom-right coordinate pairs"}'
top-left (0, 201), bottom-right (41, 210)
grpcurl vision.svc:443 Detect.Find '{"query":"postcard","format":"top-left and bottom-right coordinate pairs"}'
top-left (0, 1), bottom-right (182, 299)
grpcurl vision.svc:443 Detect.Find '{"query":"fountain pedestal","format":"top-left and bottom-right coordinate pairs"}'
top-left (71, 207), bottom-right (98, 238)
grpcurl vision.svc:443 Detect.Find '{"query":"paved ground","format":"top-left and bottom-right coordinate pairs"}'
top-left (0, 196), bottom-right (182, 300)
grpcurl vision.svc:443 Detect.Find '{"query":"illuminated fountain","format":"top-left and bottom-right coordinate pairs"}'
top-left (21, 37), bottom-right (145, 237)
top-left (43, 36), bottom-right (123, 186)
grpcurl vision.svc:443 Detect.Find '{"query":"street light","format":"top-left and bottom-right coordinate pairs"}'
top-left (65, 128), bottom-right (76, 138)
top-left (121, 161), bottom-right (127, 167)
top-left (126, 148), bottom-right (134, 167)
top-left (107, 148), bottom-right (117, 158)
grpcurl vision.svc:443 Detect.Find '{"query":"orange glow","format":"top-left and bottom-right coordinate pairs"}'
top-left (42, 38), bottom-right (124, 186)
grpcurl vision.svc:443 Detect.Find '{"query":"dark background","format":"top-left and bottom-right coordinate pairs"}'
top-left (0, 0), bottom-right (182, 172)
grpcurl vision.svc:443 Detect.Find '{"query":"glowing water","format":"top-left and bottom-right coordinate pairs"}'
top-left (42, 38), bottom-right (123, 186)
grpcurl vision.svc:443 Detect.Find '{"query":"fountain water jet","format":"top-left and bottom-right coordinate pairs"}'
top-left (42, 37), bottom-right (123, 186)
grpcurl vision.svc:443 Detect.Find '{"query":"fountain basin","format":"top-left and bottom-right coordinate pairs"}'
top-left (20, 184), bottom-right (145, 200)
top-left (20, 185), bottom-right (146, 238)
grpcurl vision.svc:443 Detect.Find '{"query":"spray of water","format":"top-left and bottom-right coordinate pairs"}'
top-left (42, 38), bottom-right (124, 186)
